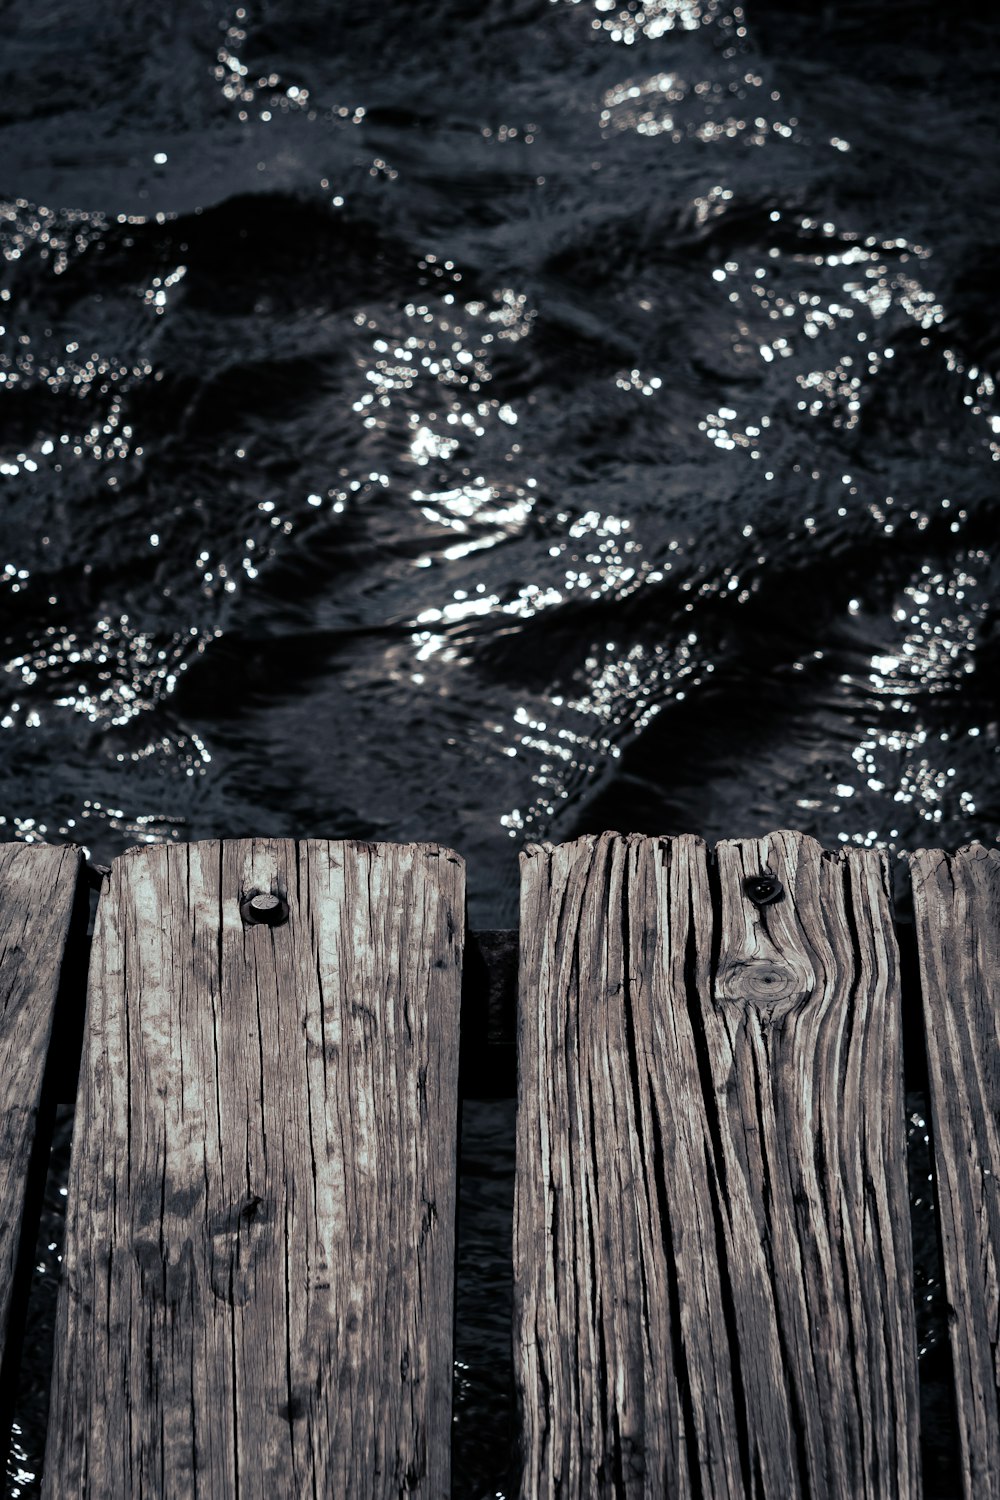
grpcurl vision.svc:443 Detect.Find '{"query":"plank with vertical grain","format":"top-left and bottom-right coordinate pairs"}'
top-left (42, 838), bottom-right (463, 1500)
top-left (910, 843), bottom-right (1000, 1500)
top-left (514, 830), bottom-right (920, 1499)
top-left (0, 842), bottom-right (83, 1427)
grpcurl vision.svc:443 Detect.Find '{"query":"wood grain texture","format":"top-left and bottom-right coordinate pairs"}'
top-left (43, 839), bottom-right (463, 1500)
top-left (910, 844), bottom-right (1000, 1499)
top-left (0, 842), bottom-right (83, 1399)
top-left (515, 830), bottom-right (920, 1499)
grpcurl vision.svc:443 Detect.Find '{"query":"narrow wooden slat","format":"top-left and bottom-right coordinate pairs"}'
top-left (515, 830), bottom-right (920, 1499)
top-left (0, 842), bottom-right (83, 1408)
top-left (43, 839), bottom-right (463, 1499)
top-left (910, 844), bottom-right (1000, 1499)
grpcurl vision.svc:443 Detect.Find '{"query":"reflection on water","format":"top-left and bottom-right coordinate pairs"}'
top-left (2, 0), bottom-right (997, 925)
top-left (1, 0), bottom-right (996, 1493)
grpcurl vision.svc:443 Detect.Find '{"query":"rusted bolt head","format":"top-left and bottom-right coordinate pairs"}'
top-left (240, 892), bottom-right (288, 927)
top-left (743, 874), bottom-right (784, 907)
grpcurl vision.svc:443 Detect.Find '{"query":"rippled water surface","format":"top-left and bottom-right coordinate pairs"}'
top-left (2, 0), bottom-right (997, 1494)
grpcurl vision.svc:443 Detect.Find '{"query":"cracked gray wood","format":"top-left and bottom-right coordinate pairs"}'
top-left (515, 830), bottom-right (920, 1499)
top-left (910, 844), bottom-right (1000, 1500)
top-left (42, 839), bottom-right (463, 1500)
top-left (0, 842), bottom-right (82, 1399)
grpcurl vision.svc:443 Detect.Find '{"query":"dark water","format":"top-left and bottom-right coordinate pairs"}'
top-left (2, 0), bottom-right (997, 1494)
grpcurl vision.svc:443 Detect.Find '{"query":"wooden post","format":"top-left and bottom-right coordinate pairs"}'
top-left (515, 831), bottom-right (920, 1499)
top-left (910, 844), bottom-right (1000, 1500)
top-left (42, 839), bottom-right (463, 1499)
top-left (0, 843), bottom-right (83, 1427)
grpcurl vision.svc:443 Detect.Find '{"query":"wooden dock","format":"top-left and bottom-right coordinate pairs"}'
top-left (0, 831), bottom-right (997, 1498)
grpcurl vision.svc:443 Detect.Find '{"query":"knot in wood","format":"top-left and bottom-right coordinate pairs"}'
top-left (716, 957), bottom-right (808, 1010)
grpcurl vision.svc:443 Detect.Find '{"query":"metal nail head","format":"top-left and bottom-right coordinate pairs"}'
top-left (743, 874), bottom-right (784, 907)
top-left (240, 892), bottom-right (288, 927)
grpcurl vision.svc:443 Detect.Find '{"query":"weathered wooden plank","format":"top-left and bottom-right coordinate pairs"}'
top-left (43, 838), bottom-right (463, 1500)
top-left (910, 844), bottom-right (1000, 1499)
top-left (515, 830), bottom-right (920, 1499)
top-left (0, 842), bottom-right (83, 1419)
